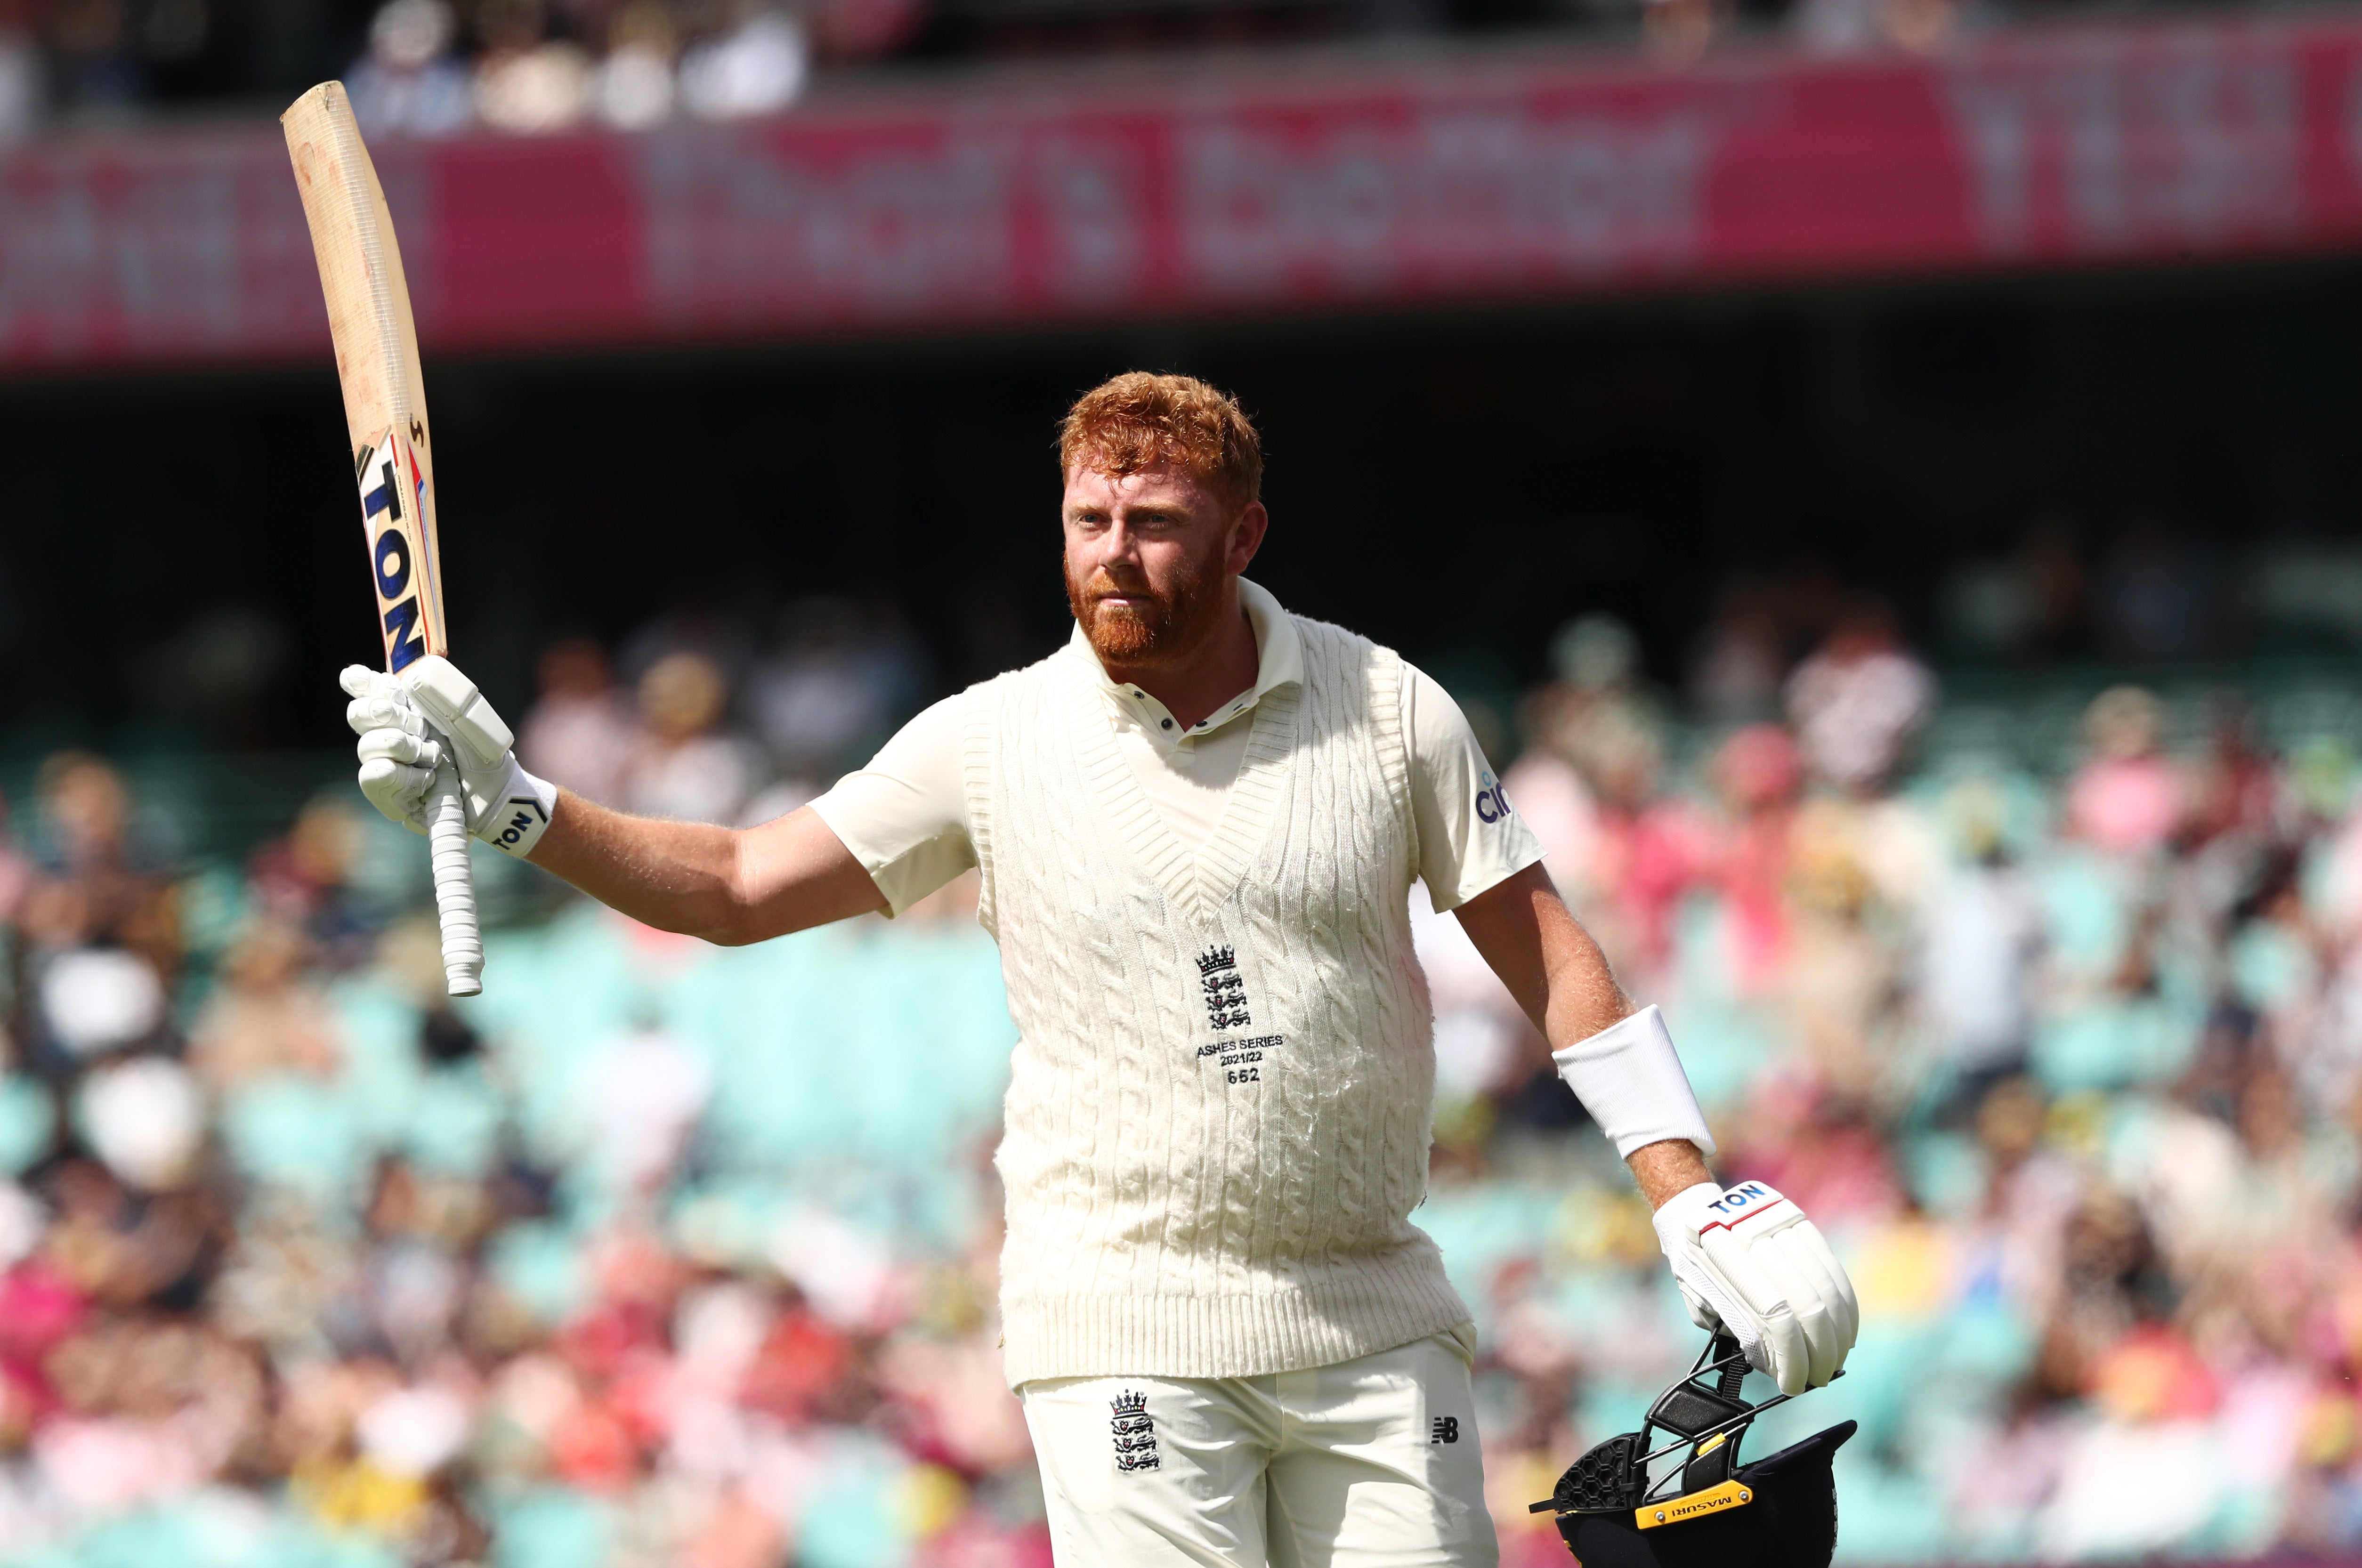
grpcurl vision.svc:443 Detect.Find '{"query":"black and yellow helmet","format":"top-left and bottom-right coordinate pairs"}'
top-left (1530, 1333), bottom-right (1855, 1568)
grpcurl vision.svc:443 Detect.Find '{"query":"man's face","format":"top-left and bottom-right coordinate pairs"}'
top-left (1062, 461), bottom-right (1265, 666)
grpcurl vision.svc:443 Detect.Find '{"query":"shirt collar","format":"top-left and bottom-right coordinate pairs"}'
top-left (1066, 577), bottom-right (1302, 733)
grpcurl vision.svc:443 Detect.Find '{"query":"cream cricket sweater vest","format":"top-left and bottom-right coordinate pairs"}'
top-left (964, 613), bottom-right (1472, 1387)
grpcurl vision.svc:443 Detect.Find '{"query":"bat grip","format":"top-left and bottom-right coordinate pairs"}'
top-left (428, 766), bottom-right (483, 996)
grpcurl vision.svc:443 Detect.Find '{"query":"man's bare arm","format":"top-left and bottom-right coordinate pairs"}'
top-left (1452, 862), bottom-right (1628, 1044)
top-left (1624, 1136), bottom-right (1715, 1209)
top-left (528, 793), bottom-right (887, 945)
top-left (1454, 862), bottom-right (1712, 1205)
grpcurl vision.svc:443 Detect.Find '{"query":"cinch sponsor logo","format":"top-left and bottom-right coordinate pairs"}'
top-left (1474, 770), bottom-right (1513, 824)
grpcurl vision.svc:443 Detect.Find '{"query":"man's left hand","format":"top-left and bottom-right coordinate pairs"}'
top-left (1652, 1180), bottom-right (1858, 1396)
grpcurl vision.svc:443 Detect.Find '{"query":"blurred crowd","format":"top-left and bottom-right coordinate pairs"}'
top-left (0, 0), bottom-right (2299, 145)
top-left (1443, 600), bottom-right (2362, 1563)
top-left (337, 0), bottom-right (807, 137)
top-left (0, 0), bottom-right (831, 143)
top-left (3, 577), bottom-right (2362, 1567)
top-left (517, 592), bottom-right (930, 828)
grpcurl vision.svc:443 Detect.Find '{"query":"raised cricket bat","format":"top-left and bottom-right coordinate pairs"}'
top-left (283, 82), bottom-right (482, 997)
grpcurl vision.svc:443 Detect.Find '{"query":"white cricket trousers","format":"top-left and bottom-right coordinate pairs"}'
top-left (1018, 1331), bottom-right (1499, 1568)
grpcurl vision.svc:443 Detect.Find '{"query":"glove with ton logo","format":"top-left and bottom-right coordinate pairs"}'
top-left (1652, 1180), bottom-right (1859, 1397)
top-left (342, 656), bottom-right (556, 859)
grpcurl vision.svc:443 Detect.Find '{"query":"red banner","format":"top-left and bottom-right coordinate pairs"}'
top-left (7, 15), bottom-right (2362, 369)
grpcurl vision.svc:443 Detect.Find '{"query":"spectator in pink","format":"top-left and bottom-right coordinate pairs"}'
top-left (1705, 721), bottom-right (1804, 991)
top-left (2067, 686), bottom-right (2182, 856)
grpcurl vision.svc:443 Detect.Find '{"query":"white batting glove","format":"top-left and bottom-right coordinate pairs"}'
top-left (341, 657), bottom-right (556, 859)
top-left (1652, 1180), bottom-right (1858, 1396)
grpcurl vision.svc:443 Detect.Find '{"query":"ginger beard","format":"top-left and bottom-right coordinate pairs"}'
top-left (1064, 519), bottom-right (1230, 666)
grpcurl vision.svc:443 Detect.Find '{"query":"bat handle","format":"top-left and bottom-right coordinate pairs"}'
top-left (428, 766), bottom-right (483, 997)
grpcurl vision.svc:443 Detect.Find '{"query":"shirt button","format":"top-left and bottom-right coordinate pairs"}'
top-left (1161, 719), bottom-right (1173, 730)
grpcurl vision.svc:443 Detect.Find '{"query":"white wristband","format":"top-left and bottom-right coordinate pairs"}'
top-left (1550, 1003), bottom-right (1716, 1160)
top-left (481, 768), bottom-right (557, 859)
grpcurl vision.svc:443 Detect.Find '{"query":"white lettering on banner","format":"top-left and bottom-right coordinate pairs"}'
top-left (7, 16), bottom-right (2362, 370)
top-left (1943, 31), bottom-right (2301, 253)
top-left (0, 173), bottom-right (97, 355)
top-left (1030, 134), bottom-right (1147, 301)
top-left (636, 124), bottom-right (1151, 314)
top-left (0, 137), bottom-right (398, 359)
top-left (638, 125), bottom-right (1019, 315)
top-left (632, 99), bottom-right (1744, 317)
top-left (1178, 102), bottom-right (1740, 293)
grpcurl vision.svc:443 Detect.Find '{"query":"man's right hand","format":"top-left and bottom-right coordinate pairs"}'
top-left (341, 657), bottom-right (557, 859)
top-left (345, 655), bottom-right (888, 944)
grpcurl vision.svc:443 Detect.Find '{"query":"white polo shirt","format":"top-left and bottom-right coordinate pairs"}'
top-left (810, 579), bottom-right (1544, 916)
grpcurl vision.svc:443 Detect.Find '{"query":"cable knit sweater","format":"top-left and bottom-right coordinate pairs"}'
top-left (964, 612), bottom-right (1472, 1387)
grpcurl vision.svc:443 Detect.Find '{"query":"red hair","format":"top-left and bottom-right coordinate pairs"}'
top-left (1058, 372), bottom-right (1262, 508)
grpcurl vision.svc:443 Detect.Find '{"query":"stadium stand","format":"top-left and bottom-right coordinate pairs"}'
top-left (2, 606), bottom-right (2361, 1566)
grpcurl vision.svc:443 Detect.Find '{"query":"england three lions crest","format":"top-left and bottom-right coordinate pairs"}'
top-left (1110, 1389), bottom-right (1160, 1471)
top-left (1191, 943), bottom-right (1282, 1088)
top-left (1196, 945), bottom-right (1251, 1031)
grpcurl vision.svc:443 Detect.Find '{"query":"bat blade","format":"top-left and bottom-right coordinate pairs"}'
top-left (283, 81), bottom-right (451, 669)
top-left (285, 82), bottom-right (481, 997)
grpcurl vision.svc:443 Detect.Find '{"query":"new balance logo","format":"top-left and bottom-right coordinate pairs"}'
top-left (1431, 1417), bottom-right (1459, 1445)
